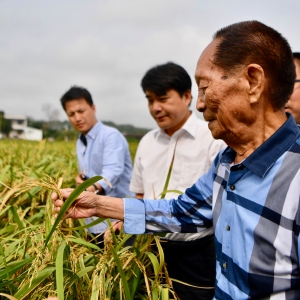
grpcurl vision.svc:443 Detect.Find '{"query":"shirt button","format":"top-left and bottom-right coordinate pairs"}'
top-left (223, 262), bottom-right (227, 269)
top-left (226, 225), bottom-right (230, 231)
top-left (230, 184), bottom-right (235, 190)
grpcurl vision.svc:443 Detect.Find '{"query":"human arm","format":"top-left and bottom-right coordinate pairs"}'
top-left (52, 175), bottom-right (214, 235)
top-left (123, 157), bottom-right (218, 234)
top-left (51, 189), bottom-right (124, 220)
top-left (52, 155), bottom-right (218, 234)
top-left (52, 181), bottom-right (212, 235)
top-left (96, 131), bottom-right (129, 194)
top-left (108, 193), bottom-right (144, 234)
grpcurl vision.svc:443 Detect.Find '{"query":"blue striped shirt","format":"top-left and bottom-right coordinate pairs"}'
top-left (124, 115), bottom-right (300, 299)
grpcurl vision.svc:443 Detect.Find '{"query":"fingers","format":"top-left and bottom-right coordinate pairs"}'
top-left (53, 199), bottom-right (64, 214)
top-left (51, 188), bottom-right (74, 201)
top-left (52, 189), bottom-right (74, 216)
top-left (60, 188), bottom-right (74, 198)
top-left (113, 221), bottom-right (123, 232)
top-left (51, 192), bottom-right (58, 201)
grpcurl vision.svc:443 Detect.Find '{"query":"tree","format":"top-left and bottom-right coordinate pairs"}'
top-left (0, 111), bottom-right (12, 136)
top-left (41, 103), bottom-right (60, 123)
top-left (41, 103), bottom-right (61, 138)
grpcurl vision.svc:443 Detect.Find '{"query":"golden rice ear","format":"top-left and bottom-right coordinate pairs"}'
top-left (1, 140), bottom-right (176, 299)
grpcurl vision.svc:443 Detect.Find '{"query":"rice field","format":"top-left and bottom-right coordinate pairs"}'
top-left (0, 139), bottom-right (175, 300)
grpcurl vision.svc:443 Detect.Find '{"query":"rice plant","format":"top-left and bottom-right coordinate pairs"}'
top-left (0, 140), bottom-right (175, 300)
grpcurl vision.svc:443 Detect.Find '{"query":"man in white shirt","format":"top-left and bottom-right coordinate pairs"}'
top-left (285, 52), bottom-right (300, 124)
top-left (130, 62), bottom-right (226, 299)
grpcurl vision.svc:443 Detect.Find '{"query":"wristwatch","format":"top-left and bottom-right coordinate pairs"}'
top-left (93, 183), bottom-right (100, 194)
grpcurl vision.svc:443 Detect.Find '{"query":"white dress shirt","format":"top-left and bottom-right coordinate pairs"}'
top-left (130, 112), bottom-right (226, 241)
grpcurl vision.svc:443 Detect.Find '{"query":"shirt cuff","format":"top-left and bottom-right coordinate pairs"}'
top-left (98, 178), bottom-right (110, 194)
top-left (123, 198), bottom-right (145, 234)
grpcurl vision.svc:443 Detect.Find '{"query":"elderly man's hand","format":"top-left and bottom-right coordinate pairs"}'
top-left (51, 189), bottom-right (99, 219)
top-left (51, 189), bottom-right (125, 221)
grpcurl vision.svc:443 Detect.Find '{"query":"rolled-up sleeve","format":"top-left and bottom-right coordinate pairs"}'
top-left (123, 198), bottom-right (146, 234)
top-left (123, 160), bottom-right (217, 234)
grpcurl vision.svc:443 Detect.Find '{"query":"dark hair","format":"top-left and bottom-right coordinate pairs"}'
top-left (212, 21), bottom-right (295, 110)
top-left (60, 86), bottom-right (93, 110)
top-left (293, 52), bottom-right (300, 68)
top-left (141, 62), bottom-right (192, 97)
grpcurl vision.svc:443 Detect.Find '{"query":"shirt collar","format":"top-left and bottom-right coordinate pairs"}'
top-left (79, 121), bottom-right (102, 143)
top-left (221, 113), bottom-right (300, 178)
top-left (154, 111), bottom-right (197, 139)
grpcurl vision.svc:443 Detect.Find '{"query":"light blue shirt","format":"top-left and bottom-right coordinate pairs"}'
top-left (124, 115), bottom-right (300, 299)
top-left (77, 121), bottom-right (133, 233)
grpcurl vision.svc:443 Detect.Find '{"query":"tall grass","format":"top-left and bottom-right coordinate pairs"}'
top-left (0, 140), bottom-right (175, 300)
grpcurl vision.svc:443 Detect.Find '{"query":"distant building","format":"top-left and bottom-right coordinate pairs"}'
top-left (4, 114), bottom-right (43, 141)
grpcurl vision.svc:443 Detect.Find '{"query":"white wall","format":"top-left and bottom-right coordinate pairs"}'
top-left (24, 127), bottom-right (43, 141)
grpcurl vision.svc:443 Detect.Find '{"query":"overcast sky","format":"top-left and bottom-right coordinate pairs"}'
top-left (1, 0), bottom-right (300, 129)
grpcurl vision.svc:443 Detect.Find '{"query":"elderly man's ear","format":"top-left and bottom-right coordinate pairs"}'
top-left (245, 64), bottom-right (265, 104)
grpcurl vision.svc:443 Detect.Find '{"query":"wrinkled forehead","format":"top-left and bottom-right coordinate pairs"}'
top-left (195, 39), bottom-right (220, 80)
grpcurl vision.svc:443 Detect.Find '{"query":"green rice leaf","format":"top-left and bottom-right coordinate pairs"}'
top-left (0, 244), bottom-right (10, 288)
top-left (78, 255), bottom-right (91, 285)
top-left (63, 217), bottom-right (106, 231)
top-left (151, 284), bottom-right (159, 300)
top-left (2, 241), bottom-right (19, 260)
top-left (154, 236), bottom-right (164, 274)
top-left (67, 236), bottom-right (102, 251)
top-left (145, 251), bottom-right (160, 278)
top-left (76, 266), bottom-right (94, 279)
top-left (157, 189), bottom-right (183, 198)
top-left (115, 234), bottom-right (134, 251)
top-left (0, 293), bottom-right (18, 300)
top-left (129, 264), bottom-right (141, 299)
top-left (14, 267), bottom-right (56, 299)
top-left (56, 240), bottom-right (67, 300)
top-left (160, 158), bottom-right (174, 199)
top-left (9, 206), bottom-right (24, 230)
top-left (161, 288), bottom-right (170, 300)
top-left (0, 206), bottom-right (10, 218)
top-left (0, 257), bottom-right (33, 281)
top-left (111, 246), bottom-right (132, 300)
top-left (44, 175), bottom-right (102, 249)
top-left (91, 275), bottom-right (100, 300)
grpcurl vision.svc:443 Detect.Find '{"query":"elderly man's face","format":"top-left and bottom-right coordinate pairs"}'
top-left (285, 60), bottom-right (300, 124)
top-left (195, 39), bottom-right (256, 142)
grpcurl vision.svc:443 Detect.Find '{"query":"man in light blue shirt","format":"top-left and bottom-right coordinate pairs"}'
top-left (54, 21), bottom-right (300, 298)
top-left (60, 86), bottom-right (133, 242)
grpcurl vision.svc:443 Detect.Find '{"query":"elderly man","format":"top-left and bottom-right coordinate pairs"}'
top-left (53, 21), bottom-right (300, 299)
top-left (285, 52), bottom-right (300, 124)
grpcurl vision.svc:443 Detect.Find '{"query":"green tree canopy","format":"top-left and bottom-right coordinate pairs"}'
top-left (0, 111), bottom-right (12, 135)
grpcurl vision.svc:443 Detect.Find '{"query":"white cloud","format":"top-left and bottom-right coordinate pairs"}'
top-left (1, 0), bottom-right (300, 128)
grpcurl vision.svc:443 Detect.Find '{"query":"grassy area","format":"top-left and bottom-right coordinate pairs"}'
top-left (0, 139), bottom-right (175, 300)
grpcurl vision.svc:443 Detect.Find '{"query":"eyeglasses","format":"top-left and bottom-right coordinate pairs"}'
top-left (296, 79), bottom-right (300, 82)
